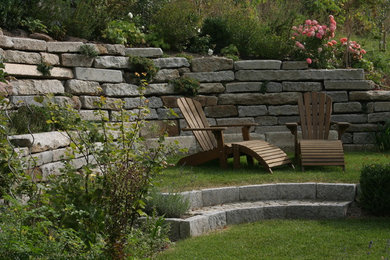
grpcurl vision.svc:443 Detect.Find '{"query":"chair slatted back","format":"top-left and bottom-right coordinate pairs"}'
top-left (177, 97), bottom-right (217, 151)
top-left (298, 92), bottom-right (333, 140)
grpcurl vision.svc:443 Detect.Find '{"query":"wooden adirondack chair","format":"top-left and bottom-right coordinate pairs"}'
top-left (286, 92), bottom-right (350, 171)
top-left (177, 97), bottom-right (293, 173)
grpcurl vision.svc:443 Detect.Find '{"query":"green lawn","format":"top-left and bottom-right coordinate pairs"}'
top-left (157, 218), bottom-right (390, 260)
top-left (156, 152), bottom-right (390, 192)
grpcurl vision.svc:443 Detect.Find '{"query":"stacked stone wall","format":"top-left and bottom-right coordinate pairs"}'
top-left (2, 35), bottom-right (390, 155)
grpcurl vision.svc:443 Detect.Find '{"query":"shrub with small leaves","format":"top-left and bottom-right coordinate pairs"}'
top-left (37, 61), bottom-right (53, 76)
top-left (145, 188), bottom-right (189, 218)
top-left (128, 55), bottom-right (159, 82)
top-left (102, 20), bottom-right (145, 46)
top-left (171, 77), bottom-right (200, 97)
top-left (79, 45), bottom-right (99, 58)
top-left (221, 44), bottom-right (239, 61)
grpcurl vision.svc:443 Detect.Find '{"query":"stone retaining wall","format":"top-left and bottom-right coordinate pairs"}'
top-left (2, 35), bottom-right (390, 152)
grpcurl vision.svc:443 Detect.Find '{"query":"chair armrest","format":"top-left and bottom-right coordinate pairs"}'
top-left (182, 127), bottom-right (227, 131)
top-left (217, 123), bottom-right (258, 127)
top-left (217, 123), bottom-right (257, 141)
top-left (331, 122), bottom-right (350, 140)
top-left (285, 123), bottom-right (298, 136)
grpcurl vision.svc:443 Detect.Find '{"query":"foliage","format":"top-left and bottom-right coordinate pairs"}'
top-left (201, 16), bottom-right (231, 53)
top-left (79, 44), bottom-right (99, 58)
top-left (145, 29), bottom-right (171, 49)
top-left (188, 34), bottom-right (212, 55)
top-left (102, 19), bottom-right (145, 46)
top-left (128, 55), bottom-right (159, 82)
top-left (130, 0), bottom-right (170, 28)
top-left (20, 17), bottom-right (48, 34)
top-left (37, 61), bottom-right (53, 76)
top-left (0, 0), bottom-right (39, 30)
top-left (376, 120), bottom-right (390, 151)
top-left (9, 105), bottom-right (53, 134)
top-left (0, 59), bottom-right (7, 83)
top-left (171, 77), bottom-right (200, 97)
top-left (359, 163), bottom-right (390, 216)
top-left (145, 188), bottom-right (190, 218)
top-left (221, 44), bottom-right (240, 61)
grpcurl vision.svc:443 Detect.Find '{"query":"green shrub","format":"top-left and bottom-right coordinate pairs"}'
top-left (20, 17), bottom-right (48, 33)
top-left (37, 61), bottom-right (53, 76)
top-left (102, 19), bottom-right (145, 46)
top-left (188, 34), bottom-right (212, 54)
top-left (171, 77), bottom-right (200, 96)
top-left (376, 120), bottom-right (390, 151)
top-left (0, 0), bottom-right (39, 30)
top-left (145, 29), bottom-right (171, 49)
top-left (79, 44), bottom-right (99, 58)
top-left (128, 55), bottom-right (159, 82)
top-left (221, 44), bottom-right (240, 61)
top-left (359, 163), bottom-right (390, 216)
top-left (145, 189), bottom-right (189, 218)
top-left (9, 105), bottom-right (52, 134)
top-left (201, 16), bottom-right (231, 53)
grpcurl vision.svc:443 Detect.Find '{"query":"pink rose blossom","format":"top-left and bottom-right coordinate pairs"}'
top-left (305, 20), bottom-right (312, 25)
top-left (306, 58), bottom-right (312, 64)
top-left (295, 41), bottom-right (305, 49)
top-left (316, 32), bottom-right (323, 39)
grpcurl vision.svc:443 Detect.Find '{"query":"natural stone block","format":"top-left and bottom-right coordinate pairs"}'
top-left (331, 114), bottom-right (367, 123)
top-left (268, 105), bottom-right (299, 115)
top-left (218, 92), bottom-right (301, 105)
top-left (317, 183), bottom-right (356, 201)
top-left (263, 206), bottom-right (287, 219)
top-left (281, 61), bottom-right (308, 70)
top-left (165, 218), bottom-right (183, 241)
top-left (346, 123), bottom-right (378, 132)
top-left (353, 132), bottom-right (376, 144)
top-left (5, 63), bottom-right (73, 79)
top-left (74, 67), bottom-right (123, 83)
top-left (278, 116), bottom-right (300, 124)
top-left (183, 215), bottom-right (210, 237)
top-left (111, 108), bottom-right (158, 121)
top-left (183, 71), bottom-right (235, 82)
top-left (282, 82), bottom-right (322, 92)
top-left (124, 97), bottom-right (145, 109)
top-left (344, 144), bottom-right (377, 152)
top-left (257, 126), bottom-right (289, 134)
top-left (47, 42), bottom-right (83, 52)
top-left (12, 37), bottom-right (46, 51)
top-left (216, 118), bottom-right (255, 133)
top-left (277, 183), bottom-right (316, 200)
top-left (226, 207), bottom-right (264, 225)
top-left (102, 83), bottom-right (139, 97)
top-left (181, 190), bottom-right (203, 209)
top-left (30, 150), bottom-right (54, 166)
top-left (157, 108), bottom-right (182, 119)
top-left (9, 131), bottom-right (70, 153)
top-left (145, 83), bottom-right (175, 95)
top-left (238, 105), bottom-right (267, 117)
top-left (145, 96), bottom-right (163, 108)
top-left (317, 204), bottom-right (348, 219)
top-left (205, 211), bottom-right (226, 230)
top-left (61, 53), bottom-right (94, 67)
top-left (201, 186), bottom-right (239, 207)
top-left (40, 53), bottom-right (60, 65)
top-left (79, 110), bottom-right (109, 121)
top-left (0, 36), bottom-right (13, 48)
top-left (264, 131), bottom-right (294, 147)
top-left (204, 105), bottom-right (238, 117)
top-left (239, 184), bottom-right (278, 201)
top-left (254, 116), bottom-right (278, 126)
top-left (4, 50), bottom-right (41, 64)
top-left (286, 205), bottom-right (319, 219)
top-left (333, 102), bottom-right (362, 113)
top-left (234, 60), bottom-right (281, 70)
top-left (125, 47), bottom-right (163, 57)
top-left (140, 120), bottom-right (179, 137)
top-left (374, 102), bottom-right (390, 112)
top-left (10, 96), bottom-right (79, 108)
top-left (161, 96), bottom-right (180, 108)
top-left (341, 133), bottom-right (353, 143)
top-left (66, 80), bottom-right (102, 95)
top-left (192, 57), bottom-right (233, 72)
top-left (194, 96), bottom-right (218, 106)
top-left (199, 83), bottom-right (225, 93)
top-left (100, 44), bottom-right (125, 56)
top-left (324, 91), bottom-right (348, 102)
top-left (154, 69), bottom-right (180, 82)
top-left (40, 161), bottom-right (64, 178)
top-left (93, 56), bottom-right (130, 69)
top-left (80, 96), bottom-right (121, 110)
top-left (154, 57), bottom-right (190, 68)
top-left (266, 82), bottom-right (282, 93)
top-left (350, 91), bottom-right (390, 101)
top-left (325, 80), bottom-right (375, 90)
top-left (368, 112), bottom-right (390, 123)
top-left (10, 79), bottom-right (64, 95)
top-left (225, 82), bottom-right (262, 93)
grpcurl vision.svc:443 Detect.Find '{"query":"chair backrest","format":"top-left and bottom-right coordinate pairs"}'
top-left (177, 97), bottom-right (217, 151)
top-left (298, 92), bottom-right (333, 140)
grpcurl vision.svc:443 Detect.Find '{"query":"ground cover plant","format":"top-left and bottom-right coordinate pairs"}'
top-left (157, 218), bottom-right (390, 259)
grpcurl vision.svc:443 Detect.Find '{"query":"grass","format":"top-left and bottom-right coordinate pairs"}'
top-left (157, 218), bottom-right (390, 259)
top-left (156, 151), bottom-right (390, 192)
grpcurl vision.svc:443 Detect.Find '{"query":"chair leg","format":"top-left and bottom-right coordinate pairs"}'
top-left (246, 155), bottom-right (254, 166)
top-left (233, 144), bottom-right (240, 169)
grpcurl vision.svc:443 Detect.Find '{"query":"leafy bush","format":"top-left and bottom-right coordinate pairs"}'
top-left (128, 55), bottom-right (159, 82)
top-left (79, 44), bottom-right (99, 58)
top-left (171, 77), bottom-right (200, 96)
top-left (376, 120), bottom-right (390, 151)
top-left (102, 19), bottom-right (145, 46)
top-left (145, 189), bottom-right (189, 218)
top-left (0, 0), bottom-right (39, 30)
top-left (359, 163), bottom-right (390, 216)
top-left (9, 105), bottom-right (52, 134)
top-left (20, 17), bottom-right (48, 33)
top-left (221, 44), bottom-right (240, 61)
top-left (201, 16), bottom-right (231, 53)
top-left (37, 61), bottom-right (53, 76)
top-left (188, 34), bottom-right (212, 54)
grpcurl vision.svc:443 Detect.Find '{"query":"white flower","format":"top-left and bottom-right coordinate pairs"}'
top-left (208, 48), bottom-right (213, 56)
top-left (128, 12), bottom-right (133, 19)
top-left (197, 28), bottom-right (201, 33)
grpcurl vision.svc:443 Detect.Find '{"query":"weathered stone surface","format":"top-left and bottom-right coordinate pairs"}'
top-left (0, 82), bottom-right (12, 96)
top-left (235, 60), bottom-right (281, 70)
top-left (331, 114), bottom-right (367, 123)
top-left (226, 207), bottom-right (264, 225)
top-left (257, 126), bottom-right (289, 134)
top-left (161, 96), bottom-right (180, 108)
top-left (325, 80), bottom-right (375, 90)
top-left (102, 83), bottom-right (139, 97)
top-left (317, 183), bottom-right (356, 201)
top-left (346, 123), bottom-right (378, 132)
top-left (40, 53), bottom-right (60, 65)
top-left (238, 105), bottom-right (267, 117)
top-left (286, 205), bottom-right (319, 219)
top-left (199, 83), bottom-right (225, 93)
top-left (10, 96), bottom-right (79, 108)
top-left (263, 205), bottom-right (287, 219)
top-left (282, 61), bottom-right (308, 70)
top-left (374, 102), bottom-right (390, 112)
top-left (225, 82), bottom-right (262, 93)
top-left (192, 57), bottom-right (233, 72)
top-left (80, 96), bottom-right (121, 110)
top-left (194, 96), bottom-right (218, 106)
top-left (278, 116), bottom-right (300, 124)
top-left (206, 211), bottom-right (227, 230)
top-left (10, 79), bottom-right (64, 95)
top-left (61, 53), bottom-right (94, 67)
top-left (0, 36), bottom-right (13, 48)
top-left (239, 184), bottom-right (278, 201)
top-left (183, 71), bottom-right (235, 82)
top-left (264, 131), bottom-right (294, 147)
top-left (268, 105), bottom-right (299, 115)
top-left (165, 218), bottom-right (183, 241)
top-left (202, 187), bottom-right (239, 207)
top-left (333, 102), bottom-right (362, 113)
top-left (124, 97), bottom-right (143, 109)
top-left (349, 91), bottom-right (390, 101)
top-left (184, 215), bottom-right (210, 237)
top-left (74, 67), bottom-right (123, 83)
top-left (365, 102), bottom-right (374, 113)
top-left (79, 110), bottom-right (109, 121)
top-left (318, 204), bottom-right (348, 219)
top-left (141, 120), bottom-right (179, 137)
top-left (368, 112), bottom-right (390, 123)
top-left (12, 37), bottom-right (46, 51)
top-left (146, 96), bottom-right (163, 108)
top-left (101, 44), bottom-right (125, 56)
top-left (29, 150), bottom-right (54, 166)
top-left (324, 91), bottom-right (348, 102)
top-left (40, 161), bottom-right (63, 177)
top-left (204, 105), bottom-right (238, 117)
top-left (218, 92), bottom-right (300, 105)
top-left (181, 190), bottom-right (203, 209)
top-left (47, 42), bottom-right (83, 52)
top-left (157, 108), bottom-right (182, 119)
top-left (9, 131), bottom-right (70, 153)
top-left (5, 63), bottom-right (73, 79)
top-left (282, 82), bottom-right (322, 92)
top-left (344, 144), bottom-right (377, 152)
top-left (145, 83), bottom-right (175, 95)
top-left (93, 56), bottom-right (130, 69)
top-left (125, 47), bottom-right (163, 57)
top-left (154, 57), bottom-right (190, 68)
top-left (154, 69), bottom-right (180, 82)
top-left (66, 80), bottom-right (102, 95)
top-left (254, 116), bottom-right (278, 126)
top-left (111, 108), bottom-right (159, 121)
top-left (4, 50), bottom-right (41, 64)
top-left (277, 183), bottom-right (316, 200)
top-left (266, 82), bottom-right (282, 93)
top-left (29, 33), bottom-right (53, 42)
top-left (236, 69), bottom-right (364, 81)
top-left (353, 132), bottom-right (376, 144)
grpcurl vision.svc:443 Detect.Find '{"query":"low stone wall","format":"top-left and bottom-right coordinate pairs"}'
top-left (1, 35), bottom-right (390, 152)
